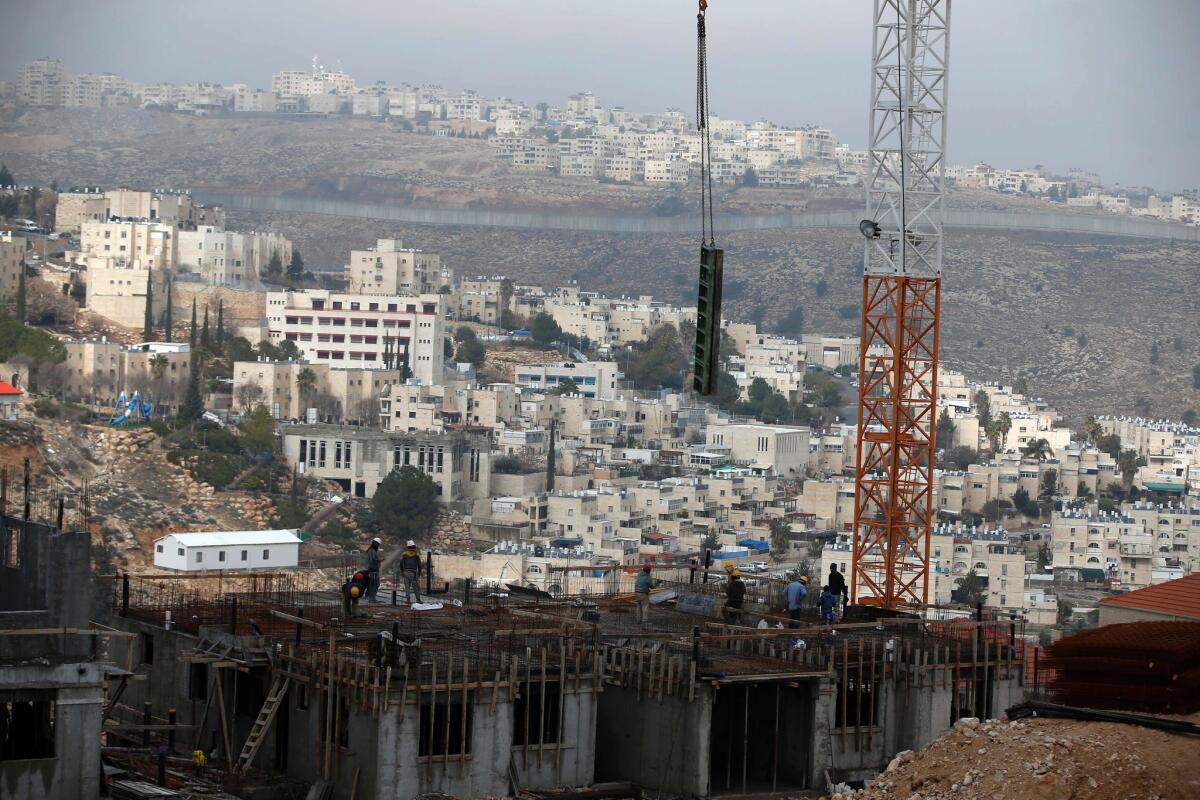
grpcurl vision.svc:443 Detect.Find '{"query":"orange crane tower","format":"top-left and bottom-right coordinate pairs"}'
top-left (851, 0), bottom-right (951, 610)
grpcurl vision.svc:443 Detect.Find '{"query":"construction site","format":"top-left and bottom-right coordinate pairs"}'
top-left (4, 1), bottom-right (1200, 799)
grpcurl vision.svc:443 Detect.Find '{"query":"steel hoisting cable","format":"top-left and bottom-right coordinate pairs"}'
top-left (697, 1), bottom-right (715, 247)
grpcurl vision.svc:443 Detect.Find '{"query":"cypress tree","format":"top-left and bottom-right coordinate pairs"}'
top-left (142, 272), bottom-right (154, 341)
top-left (189, 298), bottom-right (197, 348)
top-left (180, 357), bottom-right (203, 421)
top-left (163, 276), bottom-right (173, 342)
top-left (215, 301), bottom-right (225, 351)
top-left (15, 266), bottom-right (26, 323)
top-left (201, 306), bottom-right (210, 349)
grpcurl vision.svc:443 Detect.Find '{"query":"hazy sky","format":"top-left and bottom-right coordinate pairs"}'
top-left (3, 1), bottom-right (1198, 191)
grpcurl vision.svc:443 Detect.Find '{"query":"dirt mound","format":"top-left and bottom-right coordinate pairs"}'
top-left (833, 715), bottom-right (1200, 800)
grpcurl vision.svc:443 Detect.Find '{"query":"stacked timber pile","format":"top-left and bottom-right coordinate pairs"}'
top-left (1044, 621), bottom-right (1200, 713)
top-left (830, 714), bottom-right (1200, 800)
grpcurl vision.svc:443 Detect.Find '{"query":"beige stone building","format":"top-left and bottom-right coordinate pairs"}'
top-left (84, 263), bottom-right (168, 328)
top-left (281, 423), bottom-right (491, 501)
top-left (0, 233), bottom-right (25, 303)
top-left (61, 339), bottom-right (191, 411)
top-left (232, 360), bottom-right (400, 422)
top-left (705, 422), bottom-right (810, 477)
top-left (345, 239), bottom-right (450, 295)
top-left (79, 220), bottom-right (176, 270)
top-left (58, 189), bottom-right (223, 233)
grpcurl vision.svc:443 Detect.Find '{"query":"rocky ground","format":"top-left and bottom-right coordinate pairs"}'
top-left (829, 715), bottom-right (1200, 800)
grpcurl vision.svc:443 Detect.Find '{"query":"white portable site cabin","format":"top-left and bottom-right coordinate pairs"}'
top-left (152, 529), bottom-right (302, 571)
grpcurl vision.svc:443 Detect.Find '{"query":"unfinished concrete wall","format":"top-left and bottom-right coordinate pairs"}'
top-left (0, 661), bottom-right (106, 800)
top-left (594, 683), bottom-right (713, 797)
top-left (0, 522), bottom-right (91, 632)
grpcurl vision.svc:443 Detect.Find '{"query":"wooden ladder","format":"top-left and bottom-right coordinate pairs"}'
top-left (236, 674), bottom-right (291, 772)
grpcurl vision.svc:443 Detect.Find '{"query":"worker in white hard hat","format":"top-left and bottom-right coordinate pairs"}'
top-left (397, 540), bottom-right (423, 604)
top-left (364, 537), bottom-right (383, 602)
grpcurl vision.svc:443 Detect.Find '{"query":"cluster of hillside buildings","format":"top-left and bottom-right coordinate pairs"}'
top-left (11, 184), bottom-right (1196, 627)
top-left (9, 58), bottom-right (1195, 217)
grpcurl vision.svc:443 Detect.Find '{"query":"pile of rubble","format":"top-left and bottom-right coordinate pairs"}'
top-left (830, 715), bottom-right (1200, 800)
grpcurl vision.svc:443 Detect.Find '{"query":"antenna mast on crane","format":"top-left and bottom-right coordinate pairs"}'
top-left (851, 0), bottom-right (950, 610)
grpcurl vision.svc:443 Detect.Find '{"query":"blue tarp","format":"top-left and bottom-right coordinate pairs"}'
top-left (738, 538), bottom-right (770, 552)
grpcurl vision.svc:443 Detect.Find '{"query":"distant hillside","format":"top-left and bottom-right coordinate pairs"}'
top-left (229, 208), bottom-right (1200, 423)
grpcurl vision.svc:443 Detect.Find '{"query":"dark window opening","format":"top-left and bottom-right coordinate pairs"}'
top-left (141, 632), bottom-right (154, 665)
top-left (419, 697), bottom-right (473, 757)
top-left (513, 681), bottom-right (561, 746)
top-left (187, 663), bottom-right (209, 701)
top-left (834, 675), bottom-right (878, 730)
top-left (0, 691), bottom-right (56, 760)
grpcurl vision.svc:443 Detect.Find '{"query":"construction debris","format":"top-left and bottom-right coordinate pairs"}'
top-left (830, 714), bottom-right (1200, 800)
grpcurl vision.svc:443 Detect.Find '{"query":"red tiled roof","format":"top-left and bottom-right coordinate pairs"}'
top-left (0, 381), bottom-right (21, 396)
top-left (1098, 573), bottom-right (1200, 620)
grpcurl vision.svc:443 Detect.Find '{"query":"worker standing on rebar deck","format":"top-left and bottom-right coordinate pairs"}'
top-left (634, 564), bottom-right (655, 624)
top-left (364, 537), bottom-right (382, 602)
top-left (784, 574), bottom-right (809, 627)
top-left (827, 563), bottom-right (848, 615)
top-left (398, 539), bottom-right (423, 604)
top-left (725, 569), bottom-right (746, 624)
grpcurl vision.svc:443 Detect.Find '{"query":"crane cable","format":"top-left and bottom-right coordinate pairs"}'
top-left (696, 0), bottom-right (715, 247)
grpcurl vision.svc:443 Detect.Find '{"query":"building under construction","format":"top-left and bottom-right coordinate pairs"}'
top-left (104, 568), bottom-right (1030, 799)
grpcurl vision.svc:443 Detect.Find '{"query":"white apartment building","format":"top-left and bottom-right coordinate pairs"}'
top-left (176, 227), bottom-right (292, 285)
top-left (643, 159), bottom-right (689, 185)
top-left (16, 58), bottom-right (68, 106)
top-left (1051, 509), bottom-right (1158, 588)
top-left (513, 361), bottom-right (621, 400)
top-left (265, 290), bottom-right (445, 384)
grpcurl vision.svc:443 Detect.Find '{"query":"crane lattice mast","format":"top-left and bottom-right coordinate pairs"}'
top-left (851, 0), bottom-right (950, 610)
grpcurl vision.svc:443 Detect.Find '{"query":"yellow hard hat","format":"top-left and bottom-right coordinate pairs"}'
top-left (724, 561), bottom-right (735, 570)
top-left (799, 575), bottom-right (809, 584)
top-left (349, 584), bottom-right (362, 599)
top-left (732, 569), bottom-right (742, 577)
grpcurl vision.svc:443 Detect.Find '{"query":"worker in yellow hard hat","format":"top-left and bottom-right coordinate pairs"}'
top-left (723, 560), bottom-right (735, 574)
top-left (725, 569), bottom-right (747, 624)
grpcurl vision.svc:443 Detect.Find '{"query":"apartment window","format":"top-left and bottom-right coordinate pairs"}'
top-left (156, 544), bottom-right (163, 553)
top-left (218, 551), bottom-right (226, 563)
top-left (319, 441), bottom-right (326, 467)
top-left (177, 547), bottom-right (184, 556)
top-left (0, 691), bottom-right (56, 760)
top-left (241, 550), bottom-right (248, 561)
top-left (196, 551), bottom-right (203, 563)
top-left (262, 549), bottom-right (270, 560)
top-left (335, 441), bottom-right (343, 468)
top-left (344, 442), bottom-right (352, 465)
top-left (420, 696), bottom-right (474, 757)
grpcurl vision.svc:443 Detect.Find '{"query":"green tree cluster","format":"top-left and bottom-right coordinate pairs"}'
top-left (238, 404), bottom-right (278, 454)
top-left (371, 466), bottom-right (442, 545)
top-left (624, 324), bottom-right (688, 391)
top-left (530, 312), bottom-right (563, 345)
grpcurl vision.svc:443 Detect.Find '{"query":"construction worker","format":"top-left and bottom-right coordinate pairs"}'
top-left (784, 574), bottom-right (809, 627)
top-left (364, 537), bottom-right (383, 602)
top-left (828, 563), bottom-right (848, 614)
top-left (342, 572), bottom-right (367, 618)
top-left (634, 564), bottom-right (654, 624)
top-left (725, 569), bottom-right (746, 624)
top-left (398, 540), bottom-right (423, 604)
top-left (819, 584), bottom-right (837, 626)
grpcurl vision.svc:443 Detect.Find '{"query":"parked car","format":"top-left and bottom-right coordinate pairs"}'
top-left (747, 561), bottom-right (770, 573)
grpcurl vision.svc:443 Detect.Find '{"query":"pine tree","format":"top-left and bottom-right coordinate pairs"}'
top-left (215, 301), bottom-right (225, 352)
top-left (546, 419), bottom-right (557, 492)
top-left (201, 306), bottom-right (210, 349)
top-left (142, 272), bottom-right (154, 341)
top-left (399, 346), bottom-right (411, 381)
top-left (287, 249), bottom-right (304, 281)
top-left (15, 266), bottom-right (26, 323)
top-left (189, 298), bottom-right (197, 348)
top-left (163, 276), bottom-right (173, 342)
top-left (180, 357), bottom-right (204, 422)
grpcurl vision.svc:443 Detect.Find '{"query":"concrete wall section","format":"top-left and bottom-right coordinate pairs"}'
top-left (0, 661), bottom-right (106, 800)
top-left (594, 684), bottom-right (712, 797)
